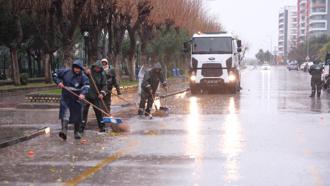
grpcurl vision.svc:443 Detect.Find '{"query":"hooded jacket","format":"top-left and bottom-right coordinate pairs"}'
top-left (309, 63), bottom-right (324, 80)
top-left (141, 67), bottom-right (166, 93)
top-left (53, 60), bottom-right (90, 99)
top-left (86, 61), bottom-right (107, 99)
top-left (53, 60), bottom-right (90, 123)
top-left (102, 60), bottom-right (120, 93)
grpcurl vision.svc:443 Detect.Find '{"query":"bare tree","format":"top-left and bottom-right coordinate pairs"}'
top-left (53, 0), bottom-right (88, 66)
top-left (0, 0), bottom-right (34, 85)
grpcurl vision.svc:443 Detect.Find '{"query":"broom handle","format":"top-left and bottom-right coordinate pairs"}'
top-left (63, 86), bottom-right (112, 117)
top-left (88, 71), bottom-right (110, 114)
top-left (112, 92), bottom-right (134, 104)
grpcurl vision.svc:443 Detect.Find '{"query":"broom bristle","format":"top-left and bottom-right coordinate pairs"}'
top-left (152, 110), bottom-right (169, 117)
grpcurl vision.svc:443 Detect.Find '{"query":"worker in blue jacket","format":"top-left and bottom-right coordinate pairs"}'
top-left (53, 59), bottom-right (90, 140)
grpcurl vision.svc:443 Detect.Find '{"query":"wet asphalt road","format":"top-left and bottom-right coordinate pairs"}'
top-left (0, 66), bottom-right (330, 186)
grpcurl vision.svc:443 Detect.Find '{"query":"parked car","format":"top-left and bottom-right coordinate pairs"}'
top-left (261, 64), bottom-right (271, 70)
top-left (287, 63), bottom-right (299, 71)
top-left (300, 62), bottom-right (313, 72)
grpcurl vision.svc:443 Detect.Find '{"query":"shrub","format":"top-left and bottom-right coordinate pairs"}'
top-left (20, 73), bottom-right (29, 85)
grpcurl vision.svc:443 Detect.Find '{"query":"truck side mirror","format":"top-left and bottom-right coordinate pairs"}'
top-left (237, 40), bottom-right (242, 48)
top-left (326, 59), bottom-right (330, 65)
top-left (183, 40), bottom-right (191, 53)
top-left (326, 53), bottom-right (330, 65)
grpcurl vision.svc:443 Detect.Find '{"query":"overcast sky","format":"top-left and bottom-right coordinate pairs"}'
top-left (203, 0), bottom-right (296, 58)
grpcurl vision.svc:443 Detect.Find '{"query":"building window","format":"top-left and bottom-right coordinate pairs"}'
top-left (312, 7), bottom-right (326, 13)
top-left (310, 15), bottom-right (326, 20)
top-left (310, 22), bottom-right (326, 28)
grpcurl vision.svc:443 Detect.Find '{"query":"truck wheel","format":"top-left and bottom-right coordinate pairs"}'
top-left (190, 87), bottom-right (200, 95)
top-left (237, 81), bottom-right (241, 92)
top-left (228, 85), bottom-right (237, 94)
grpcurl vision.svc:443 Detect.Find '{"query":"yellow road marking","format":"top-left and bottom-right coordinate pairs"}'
top-left (65, 140), bottom-right (138, 186)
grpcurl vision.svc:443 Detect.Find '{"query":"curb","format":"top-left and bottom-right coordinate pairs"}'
top-left (0, 127), bottom-right (50, 149)
top-left (0, 85), bottom-right (56, 96)
top-left (16, 103), bottom-right (59, 109)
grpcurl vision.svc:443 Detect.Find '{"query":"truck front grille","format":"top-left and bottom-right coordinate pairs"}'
top-left (201, 63), bottom-right (223, 77)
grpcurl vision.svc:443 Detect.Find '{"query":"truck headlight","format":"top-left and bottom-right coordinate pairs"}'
top-left (190, 75), bottom-right (196, 82)
top-left (229, 74), bottom-right (236, 82)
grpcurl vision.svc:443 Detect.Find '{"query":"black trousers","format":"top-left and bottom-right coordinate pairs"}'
top-left (104, 93), bottom-right (112, 113)
top-left (139, 90), bottom-right (153, 114)
top-left (311, 78), bottom-right (322, 95)
top-left (82, 98), bottom-right (104, 130)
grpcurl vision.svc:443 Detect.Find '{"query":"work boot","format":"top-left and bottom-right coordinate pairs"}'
top-left (74, 132), bottom-right (82, 139)
top-left (310, 92), bottom-right (315, 98)
top-left (74, 122), bottom-right (82, 139)
top-left (317, 93), bottom-right (321, 98)
top-left (145, 108), bottom-right (151, 117)
top-left (59, 120), bottom-right (68, 140)
top-left (80, 121), bottom-right (86, 133)
top-left (99, 126), bottom-right (106, 133)
top-left (138, 108), bottom-right (144, 116)
top-left (99, 123), bottom-right (106, 133)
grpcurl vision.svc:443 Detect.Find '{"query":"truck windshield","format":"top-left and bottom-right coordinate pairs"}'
top-left (192, 37), bottom-right (232, 54)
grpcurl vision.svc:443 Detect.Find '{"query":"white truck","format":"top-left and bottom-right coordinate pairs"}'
top-left (186, 32), bottom-right (242, 94)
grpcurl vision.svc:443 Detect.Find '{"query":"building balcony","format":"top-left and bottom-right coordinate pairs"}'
top-left (309, 27), bottom-right (327, 32)
top-left (311, 3), bottom-right (326, 9)
top-left (309, 19), bottom-right (327, 25)
top-left (299, 0), bottom-right (307, 5)
top-left (310, 11), bottom-right (327, 16)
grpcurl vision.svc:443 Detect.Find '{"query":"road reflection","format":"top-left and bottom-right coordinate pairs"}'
top-left (184, 96), bottom-right (203, 184)
top-left (220, 97), bottom-right (244, 182)
top-left (185, 97), bottom-right (202, 159)
top-left (261, 70), bottom-right (272, 100)
top-left (310, 98), bottom-right (322, 112)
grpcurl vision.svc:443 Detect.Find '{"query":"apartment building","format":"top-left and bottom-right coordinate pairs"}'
top-left (297, 0), bottom-right (330, 43)
top-left (278, 6), bottom-right (298, 59)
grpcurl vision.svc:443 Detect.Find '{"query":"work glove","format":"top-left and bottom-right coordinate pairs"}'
top-left (85, 69), bottom-right (91, 75)
top-left (57, 82), bottom-right (64, 89)
top-left (148, 89), bottom-right (153, 96)
top-left (162, 82), bottom-right (167, 90)
top-left (79, 94), bottom-right (85, 100)
top-left (98, 94), bottom-right (104, 100)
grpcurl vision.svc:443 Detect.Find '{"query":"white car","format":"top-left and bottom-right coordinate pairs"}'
top-left (301, 61), bottom-right (313, 72)
top-left (261, 64), bottom-right (271, 70)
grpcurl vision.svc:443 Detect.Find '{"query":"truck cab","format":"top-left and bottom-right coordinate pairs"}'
top-left (187, 32), bottom-right (242, 94)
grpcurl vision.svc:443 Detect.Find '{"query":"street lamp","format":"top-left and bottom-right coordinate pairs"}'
top-left (0, 50), bottom-right (6, 80)
top-left (136, 40), bottom-right (141, 80)
top-left (306, 31), bottom-right (310, 62)
top-left (84, 31), bottom-right (89, 65)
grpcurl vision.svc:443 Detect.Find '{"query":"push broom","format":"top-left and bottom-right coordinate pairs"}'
top-left (63, 86), bottom-right (122, 125)
top-left (87, 71), bottom-right (129, 132)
